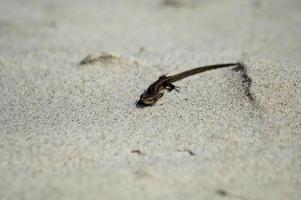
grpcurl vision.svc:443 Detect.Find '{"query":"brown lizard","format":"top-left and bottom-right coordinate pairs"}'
top-left (136, 62), bottom-right (246, 107)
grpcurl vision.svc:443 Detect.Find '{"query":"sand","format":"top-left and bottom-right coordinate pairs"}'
top-left (0, 0), bottom-right (300, 199)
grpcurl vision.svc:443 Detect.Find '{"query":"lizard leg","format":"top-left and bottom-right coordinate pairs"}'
top-left (166, 82), bottom-right (180, 92)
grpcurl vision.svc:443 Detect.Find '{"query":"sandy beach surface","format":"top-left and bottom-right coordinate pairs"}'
top-left (0, 0), bottom-right (300, 199)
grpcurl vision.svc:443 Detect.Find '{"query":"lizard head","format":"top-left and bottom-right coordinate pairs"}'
top-left (136, 90), bottom-right (164, 107)
top-left (136, 76), bottom-right (167, 108)
top-left (136, 94), bottom-right (157, 107)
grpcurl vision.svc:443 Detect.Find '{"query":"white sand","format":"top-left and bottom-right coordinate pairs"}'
top-left (0, 0), bottom-right (300, 199)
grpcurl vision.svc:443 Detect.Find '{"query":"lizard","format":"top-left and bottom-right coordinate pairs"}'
top-left (136, 62), bottom-right (246, 107)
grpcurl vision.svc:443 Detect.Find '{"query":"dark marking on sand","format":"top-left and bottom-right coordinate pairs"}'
top-left (177, 149), bottom-right (196, 156)
top-left (79, 52), bottom-right (121, 65)
top-left (131, 149), bottom-right (144, 155)
top-left (216, 189), bottom-right (228, 196)
top-left (216, 189), bottom-right (253, 200)
top-left (161, 0), bottom-right (196, 8)
top-left (162, 0), bottom-right (183, 7)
